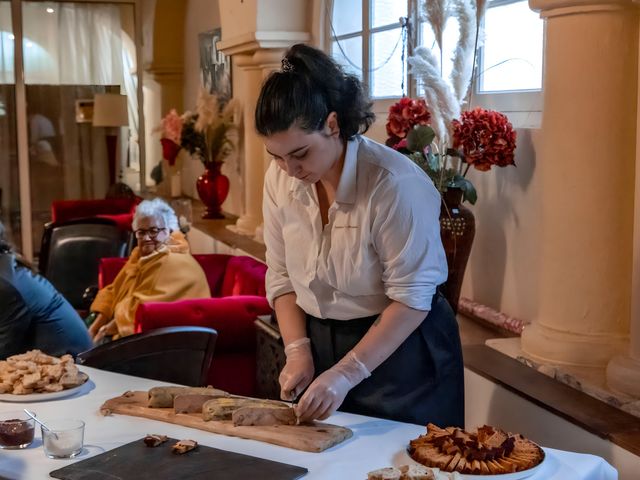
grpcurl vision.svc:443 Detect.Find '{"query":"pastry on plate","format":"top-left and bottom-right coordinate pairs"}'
top-left (408, 423), bottom-right (544, 475)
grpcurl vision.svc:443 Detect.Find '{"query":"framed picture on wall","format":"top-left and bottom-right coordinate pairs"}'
top-left (199, 28), bottom-right (232, 101)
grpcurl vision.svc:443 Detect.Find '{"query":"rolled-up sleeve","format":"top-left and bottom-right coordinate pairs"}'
top-left (371, 173), bottom-right (447, 311)
top-left (262, 165), bottom-right (295, 307)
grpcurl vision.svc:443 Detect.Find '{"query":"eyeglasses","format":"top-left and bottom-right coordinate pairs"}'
top-left (134, 227), bottom-right (166, 239)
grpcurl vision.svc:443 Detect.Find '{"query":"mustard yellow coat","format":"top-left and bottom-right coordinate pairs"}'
top-left (90, 231), bottom-right (210, 338)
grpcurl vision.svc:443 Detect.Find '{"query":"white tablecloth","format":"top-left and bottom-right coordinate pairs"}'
top-left (0, 367), bottom-right (617, 480)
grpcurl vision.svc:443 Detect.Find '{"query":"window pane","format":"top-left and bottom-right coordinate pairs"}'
top-left (371, 28), bottom-right (405, 98)
top-left (331, 0), bottom-right (361, 36)
top-left (371, 0), bottom-right (406, 29)
top-left (331, 37), bottom-right (363, 81)
top-left (0, 1), bottom-right (21, 250)
top-left (479, 1), bottom-right (543, 92)
top-left (417, 19), bottom-right (458, 95)
top-left (418, 20), bottom-right (459, 92)
top-left (23, 1), bottom-right (139, 254)
top-left (0, 1), bottom-right (15, 83)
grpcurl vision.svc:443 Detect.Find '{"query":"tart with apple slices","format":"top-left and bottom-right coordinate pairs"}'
top-left (408, 423), bottom-right (544, 475)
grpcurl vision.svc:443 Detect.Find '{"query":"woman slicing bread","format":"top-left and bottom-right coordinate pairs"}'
top-left (256, 44), bottom-right (464, 426)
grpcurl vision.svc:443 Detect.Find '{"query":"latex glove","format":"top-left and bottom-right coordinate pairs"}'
top-left (295, 350), bottom-right (371, 422)
top-left (279, 337), bottom-right (315, 401)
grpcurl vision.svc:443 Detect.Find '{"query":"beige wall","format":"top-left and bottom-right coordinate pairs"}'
top-left (183, 0), bottom-right (220, 110)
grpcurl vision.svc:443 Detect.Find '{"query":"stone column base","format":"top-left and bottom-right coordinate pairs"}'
top-left (606, 354), bottom-right (640, 398)
top-left (226, 214), bottom-right (260, 237)
top-left (521, 322), bottom-right (628, 367)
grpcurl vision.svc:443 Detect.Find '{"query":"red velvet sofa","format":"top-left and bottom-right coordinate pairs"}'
top-left (51, 198), bottom-right (139, 231)
top-left (98, 254), bottom-right (271, 396)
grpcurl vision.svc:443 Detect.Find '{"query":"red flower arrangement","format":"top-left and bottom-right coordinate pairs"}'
top-left (386, 98), bottom-right (516, 204)
top-left (452, 108), bottom-right (516, 172)
top-left (386, 97), bottom-right (431, 147)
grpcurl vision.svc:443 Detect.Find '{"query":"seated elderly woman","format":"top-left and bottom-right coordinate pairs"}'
top-left (88, 198), bottom-right (210, 343)
top-left (0, 221), bottom-right (93, 358)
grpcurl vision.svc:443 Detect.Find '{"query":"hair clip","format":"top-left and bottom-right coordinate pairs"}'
top-left (281, 57), bottom-right (294, 73)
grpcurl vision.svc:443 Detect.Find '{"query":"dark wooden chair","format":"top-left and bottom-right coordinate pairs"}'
top-left (76, 327), bottom-right (218, 387)
top-left (39, 217), bottom-right (134, 310)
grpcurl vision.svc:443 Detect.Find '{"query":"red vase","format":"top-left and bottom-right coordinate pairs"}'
top-left (439, 187), bottom-right (476, 314)
top-left (196, 162), bottom-right (229, 219)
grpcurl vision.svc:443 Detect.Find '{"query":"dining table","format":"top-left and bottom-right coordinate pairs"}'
top-left (0, 366), bottom-right (618, 480)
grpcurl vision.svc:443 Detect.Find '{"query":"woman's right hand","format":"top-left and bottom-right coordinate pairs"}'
top-left (87, 313), bottom-right (107, 340)
top-left (279, 337), bottom-right (314, 401)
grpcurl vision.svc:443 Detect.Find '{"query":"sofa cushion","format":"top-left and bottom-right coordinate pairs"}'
top-left (134, 295), bottom-right (271, 353)
top-left (192, 254), bottom-right (231, 296)
top-left (51, 198), bottom-right (137, 223)
top-left (99, 257), bottom-right (129, 289)
top-left (221, 256), bottom-right (267, 297)
top-left (96, 213), bottom-right (134, 231)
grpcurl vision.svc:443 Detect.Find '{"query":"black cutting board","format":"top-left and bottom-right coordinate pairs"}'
top-left (50, 437), bottom-right (308, 480)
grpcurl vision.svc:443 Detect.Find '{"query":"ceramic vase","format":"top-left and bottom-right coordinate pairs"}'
top-left (196, 162), bottom-right (229, 219)
top-left (439, 187), bottom-right (475, 313)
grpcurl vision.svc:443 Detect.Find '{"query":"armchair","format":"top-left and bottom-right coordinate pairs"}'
top-left (97, 254), bottom-right (271, 396)
top-left (51, 197), bottom-right (139, 231)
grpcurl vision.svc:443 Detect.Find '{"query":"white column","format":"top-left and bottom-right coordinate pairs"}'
top-left (227, 50), bottom-right (283, 239)
top-left (521, 0), bottom-right (638, 366)
top-left (606, 14), bottom-right (640, 397)
top-left (217, 0), bottom-right (310, 240)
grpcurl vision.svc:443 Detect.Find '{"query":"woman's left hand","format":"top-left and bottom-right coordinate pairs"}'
top-left (294, 350), bottom-right (371, 422)
top-left (93, 320), bottom-right (118, 343)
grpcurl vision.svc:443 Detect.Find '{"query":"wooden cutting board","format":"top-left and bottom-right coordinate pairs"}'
top-left (50, 437), bottom-right (308, 480)
top-left (100, 391), bottom-right (352, 452)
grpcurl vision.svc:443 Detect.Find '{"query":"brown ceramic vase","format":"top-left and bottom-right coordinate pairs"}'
top-left (439, 187), bottom-right (475, 313)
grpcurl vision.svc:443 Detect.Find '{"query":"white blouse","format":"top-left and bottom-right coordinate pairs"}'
top-left (262, 135), bottom-right (448, 320)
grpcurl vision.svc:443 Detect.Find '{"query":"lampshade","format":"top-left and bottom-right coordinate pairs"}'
top-left (93, 93), bottom-right (129, 127)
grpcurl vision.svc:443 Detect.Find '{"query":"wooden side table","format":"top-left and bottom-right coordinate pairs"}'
top-left (255, 314), bottom-right (286, 400)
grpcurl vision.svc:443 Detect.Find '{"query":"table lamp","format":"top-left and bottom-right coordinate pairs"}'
top-left (93, 93), bottom-right (129, 186)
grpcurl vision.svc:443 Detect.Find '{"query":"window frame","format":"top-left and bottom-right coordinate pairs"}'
top-left (325, 0), bottom-right (544, 127)
top-left (326, 0), bottom-right (419, 100)
top-left (471, 0), bottom-right (544, 128)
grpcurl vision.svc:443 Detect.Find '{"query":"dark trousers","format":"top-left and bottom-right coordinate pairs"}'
top-left (306, 292), bottom-right (464, 427)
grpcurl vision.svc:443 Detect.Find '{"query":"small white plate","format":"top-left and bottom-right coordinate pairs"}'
top-left (0, 372), bottom-right (89, 402)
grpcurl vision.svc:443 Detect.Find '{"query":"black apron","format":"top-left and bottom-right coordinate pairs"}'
top-left (306, 291), bottom-right (464, 427)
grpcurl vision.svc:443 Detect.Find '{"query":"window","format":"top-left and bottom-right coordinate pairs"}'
top-left (327, 0), bottom-right (544, 125)
top-left (478, 0), bottom-right (543, 93)
top-left (473, 0), bottom-right (544, 127)
top-left (329, 0), bottom-right (410, 99)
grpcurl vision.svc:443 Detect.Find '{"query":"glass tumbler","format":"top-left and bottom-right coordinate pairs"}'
top-left (41, 419), bottom-right (85, 458)
top-left (0, 410), bottom-right (35, 449)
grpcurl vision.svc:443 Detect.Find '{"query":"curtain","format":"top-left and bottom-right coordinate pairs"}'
top-left (0, 1), bottom-right (139, 254)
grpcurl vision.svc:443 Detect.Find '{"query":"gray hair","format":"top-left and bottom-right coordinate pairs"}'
top-left (132, 198), bottom-right (179, 232)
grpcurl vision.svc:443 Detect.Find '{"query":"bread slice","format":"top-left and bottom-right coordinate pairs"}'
top-left (147, 386), bottom-right (228, 408)
top-left (367, 467), bottom-right (402, 480)
top-left (232, 405), bottom-right (298, 426)
top-left (202, 397), bottom-right (289, 421)
top-left (399, 464), bottom-right (435, 480)
top-left (174, 393), bottom-right (229, 414)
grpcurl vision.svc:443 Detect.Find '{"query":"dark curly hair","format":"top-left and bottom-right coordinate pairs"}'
top-left (255, 44), bottom-right (375, 141)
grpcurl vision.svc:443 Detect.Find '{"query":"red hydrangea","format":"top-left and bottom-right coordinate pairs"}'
top-left (386, 97), bottom-right (431, 145)
top-left (452, 108), bottom-right (516, 172)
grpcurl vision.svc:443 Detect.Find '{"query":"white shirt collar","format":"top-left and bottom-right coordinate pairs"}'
top-left (287, 136), bottom-right (360, 205)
